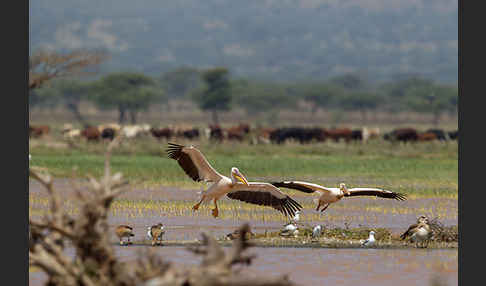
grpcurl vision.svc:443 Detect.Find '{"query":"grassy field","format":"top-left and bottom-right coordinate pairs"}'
top-left (29, 137), bottom-right (458, 198)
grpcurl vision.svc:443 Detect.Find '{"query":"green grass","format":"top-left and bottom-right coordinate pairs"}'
top-left (29, 138), bottom-right (458, 197)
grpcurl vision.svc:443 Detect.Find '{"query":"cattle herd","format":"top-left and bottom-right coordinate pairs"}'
top-left (29, 123), bottom-right (458, 144)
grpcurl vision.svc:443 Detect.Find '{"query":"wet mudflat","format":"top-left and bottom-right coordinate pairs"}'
top-left (29, 179), bottom-right (458, 285)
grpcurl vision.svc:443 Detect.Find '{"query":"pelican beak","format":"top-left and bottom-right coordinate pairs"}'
top-left (234, 170), bottom-right (250, 186)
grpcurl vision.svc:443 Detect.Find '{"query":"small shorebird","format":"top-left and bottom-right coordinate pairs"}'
top-left (147, 223), bottom-right (165, 246)
top-left (115, 225), bottom-right (135, 246)
top-left (361, 231), bottom-right (376, 247)
top-left (280, 223), bottom-right (299, 237)
top-left (271, 181), bottom-right (406, 213)
top-left (401, 215), bottom-right (433, 248)
top-left (291, 210), bottom-right (301, 224)
top-left (312, 225), bottom-right (322, 239)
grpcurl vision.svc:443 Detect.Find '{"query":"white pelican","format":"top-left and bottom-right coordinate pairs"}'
top-left (147, 223), bottom-right (165, 246)
top-left (167, 143), bottom-right (302, 218)
top-left (361, 230), bottom-right (376, 247)
top-left (401, 215), bottom-right (433, 248)
top-left (270, 181), bottom-right (406, 213)
top-left (312, 225), bottom-right (322, 239)
top-left (115, 225), bottom-right (134, 246)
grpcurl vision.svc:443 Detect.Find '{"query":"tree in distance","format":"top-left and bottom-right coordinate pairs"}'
top-left (92, 72), bottom-right (163, 124)
top-left (192, 67), bottom-right (232, 125)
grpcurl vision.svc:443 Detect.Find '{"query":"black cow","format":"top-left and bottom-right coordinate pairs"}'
top-left (448, 130), bottom-right (458, 140)
top-left (426, 129), bottom-right (447, 141)
top-left (101, 128), bottom-right (116, 141)
top-left (351, 129), bottom-right (363, 142)
top-left (384, 128), bottom-right (418, 143)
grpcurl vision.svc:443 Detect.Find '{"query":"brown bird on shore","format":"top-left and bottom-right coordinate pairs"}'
top-left (400, 215), bottom-right (433, 248)
top-left (115, 225), bottom-right (135, 246)
top-left (147, 223), bottom-right (165, 246)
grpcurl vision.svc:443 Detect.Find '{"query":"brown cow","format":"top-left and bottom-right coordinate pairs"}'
top-left (324, 128), bottom-right (353, 143)
top-left (225, 123), bottom-right (251, 141)
top-left (151, 127), bottom-right (174, 140)
top-left (417, 132), bottom-right (438, 142)
top-left (81, 126), bottom-right (101, 141)
top-left (29, 125), bottom-right (50, 138)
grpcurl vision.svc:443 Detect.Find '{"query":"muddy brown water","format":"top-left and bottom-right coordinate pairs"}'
top-left (29, 179), bottom-right (458, 286)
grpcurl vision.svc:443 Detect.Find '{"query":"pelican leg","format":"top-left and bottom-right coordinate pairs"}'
top-left (320, 203), bottom-right (330, 213)
top-left (193, 195), bottom-right (205, 211)
top-left (119, 238), bottom-right (124, 246)
top-left (315, 202), bottom-right (322, 211)
top-left (212, 199), bottom-right (219, 218)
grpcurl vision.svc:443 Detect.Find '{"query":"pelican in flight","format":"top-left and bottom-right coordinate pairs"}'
top-left (270, 181), bottom-right (407, 213)
top-left (166, 143), bottom-right (302, 218)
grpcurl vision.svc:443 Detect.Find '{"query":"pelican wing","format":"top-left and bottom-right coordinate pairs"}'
top-left (345, 188), bottom-right (407, 201)
top-left (227, 182), bottom-right (302, 217)
top-left (167, 143), bottom-right (222, 182)
top-left (270, 181), bottom-right (334, 194)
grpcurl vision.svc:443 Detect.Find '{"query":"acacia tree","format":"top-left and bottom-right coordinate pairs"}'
top-left (160, 67), bottom-right (201, 98)
top-left (92, 72), bottom-right (162, 124)
top-left (48, 80), bottom-right (95, 126)
top-left (192, 67), bottom-right (232, 125)
top-left (29, 49), bottom-right (109, 91)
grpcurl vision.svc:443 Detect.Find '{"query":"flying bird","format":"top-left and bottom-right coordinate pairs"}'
top-left (361, 230), bottom-right (376, 247)
top-left (167, 143), bottom-right (302, 218)
top-left (270, 181), bottom-right (406, 213)
top-left (115, 225), bottom-right (135, 246)
top-left (401, 215), bottom-right (433, 248)
top-left (147, 223), bottom-right (165, 246)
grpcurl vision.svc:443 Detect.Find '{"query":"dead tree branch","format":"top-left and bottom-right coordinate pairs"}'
top-left (29, 135), bottom-right (297, 286)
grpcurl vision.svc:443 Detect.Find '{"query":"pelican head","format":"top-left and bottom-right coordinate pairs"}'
top-left (369, 231), bottom-right (376, 236)
top-left (339, 183), bottom-right (350, 195)
top-left (231, 167), bottom-right (249, 186)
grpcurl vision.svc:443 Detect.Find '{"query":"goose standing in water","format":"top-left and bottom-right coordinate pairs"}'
top-left (401, 215), bottom-right (433, 248)
top-left (147, 223), bottom-right (165, 246)
top-left (115, 225), bottom-right (135, 246)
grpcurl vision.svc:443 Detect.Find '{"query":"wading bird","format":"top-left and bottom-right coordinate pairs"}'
top-left (270, 181), bottom-right (406, 213)
top-left (312, 225), bottom-right (322, 239)
top-left (401, 215), bottom-right (433, 248)
top-left (291, 210), bottom-right (301, 224)
top-left (167, 143), bottom-right (302, 218)
top-left (147, 223), bottom-right (165, 246)
top-left (361, 230), bottom-right (376, 247)
top-left (115, 225), bottom-right (135, 246)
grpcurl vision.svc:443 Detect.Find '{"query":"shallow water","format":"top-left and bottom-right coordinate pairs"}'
top-left (30, 246), bottom-right (457, 286)
top-left (29, 179), bottom-right (458, 285)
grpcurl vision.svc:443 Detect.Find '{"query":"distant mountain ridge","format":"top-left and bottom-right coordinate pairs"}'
top-left (29, 0), bottom-right (458, 83)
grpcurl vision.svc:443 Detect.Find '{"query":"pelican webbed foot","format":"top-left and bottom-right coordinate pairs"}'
top-left (212, 208), bottom-right (219, 218)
